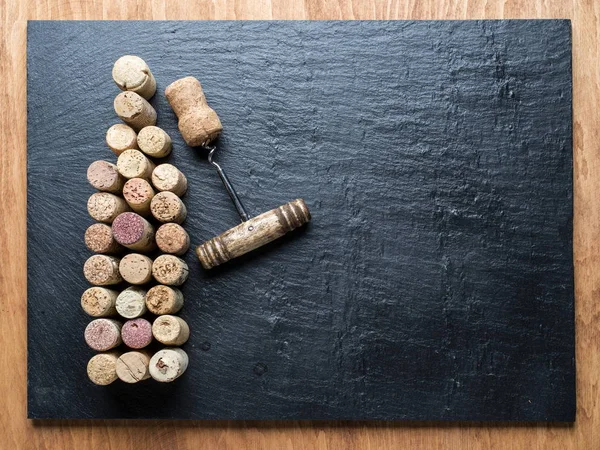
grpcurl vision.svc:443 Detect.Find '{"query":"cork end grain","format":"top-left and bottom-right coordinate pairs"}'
top-left (114, 92), bottom-right (157, 130)
top-left (106, 124), bottom-right (138, 155)
top-left (87, 353), bottom-right (120, 386)
top-left (121, 319), bottom-right (153, 349)
top-left (123, 178), bottom-right (155, 215)
top-left (149, 348), bottom-right (189, 382)
top-left (151, 164), bottom-right (187, 196)
top-left (116, 351), bottom-right (151, 383)
top-left (119, 253), bottom-right (153, 285)
top-left (84, 319), bottom-right (122, 351)
top-left (156, 223), bottom-right (190, 255)
top-left (83, 255), bottom-right (122, 285)
top-left (81, 287), bottom-right (118, 317)
top-left (152, 255), bottom-right (189, 286)
top-left (117, 149), bottom-right (155, 180)
top-left (87, 192), bottom-right (130, 223)
top-left (112, 212), bottom-right (147, 245)
top-left (87, 160), bottom-right (124, 193)
top-left (85, 223), bottom-right (122, 254)
top-left (112, 55), bottom-right (156, 100)
top-left (152, 315), bottom-right (190, 346)
top-left (137, 126), bottom-right (172, 158)
top-left (150, 191), bottom-right (187, 224)
top-left (145, 285), bottom-right (184, 315)
top-left (116, 287), bottom-right (147, 319)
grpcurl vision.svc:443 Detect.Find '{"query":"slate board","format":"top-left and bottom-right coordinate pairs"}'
top-left (27, 20), bottom-right (574, 421)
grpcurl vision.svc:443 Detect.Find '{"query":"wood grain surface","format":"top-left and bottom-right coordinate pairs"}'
top-left (0, 0), bottom-right (596, 449)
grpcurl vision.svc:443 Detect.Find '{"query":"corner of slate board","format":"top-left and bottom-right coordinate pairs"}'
top-left (27, 20), bottom-right (574, 421)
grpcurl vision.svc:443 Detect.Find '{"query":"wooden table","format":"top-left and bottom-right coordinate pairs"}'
top-left (0, 1), bottom-right (596, 448)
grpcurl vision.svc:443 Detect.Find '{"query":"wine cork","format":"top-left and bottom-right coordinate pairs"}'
top-left (121, 319), bottom-right (153, 349)
top-left (165, 76), bottom-right (222, 147)
top-left (84, 223), bottom-right (123, 254)
top-left (152, 315), bottom-right (190, 346)
top-left (87, 192), bottom-right (130, 223)
top-left (119, 253), bottom-right (153, 285)
top-left (122, 178), bottom-right (155, 216)
top-left (87, 352), bottom-right (120, 386)
top-left (149, 348), bottom-right (189, 382)
top-left (116, 351), bottom-right (152, 383)
top-left (156, 223), bottom-right (190, 255)
top-left (116, 286), bottom-right (147, 319)
top-left (114, 91), bottom-right (157, 131)
top-left (81, 287), bottom-right (118, 317)
top-left (112, 55), bottom-right (156, 100)
top-left (112, 212), bottom-right (156, 252)
top-left (117, 149), bottom-right (155, 180)
top-left (151, 164), bottom-right (187, 197)
top-left (87, 160), bottom-right (125, 193)
top-left (152, 255), bottom-right (189, 286)
top-left (84, 318), bottom-right (122, 351)
top-left (106, 124), bottom-right (138, 156)
top-left (83, 255), bottom-right (122, 285)
top-left (145, 285), bottom-right (184, 315)
top-left (150, 191), bottom-right (187, 224)
top-left (137, 126), bottom-right (172, 158)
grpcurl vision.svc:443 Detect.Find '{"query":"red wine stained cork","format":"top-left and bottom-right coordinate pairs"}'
top-left (87, 160), bottom-right (125, 194)
top-left (112, 212), bottom-right (156, 252)
top-left (137, 126), bottom-right (172, 158)
top-left (87, 192), bottom-right (131, 223)
top-left (83, 255), bottom-right (122, 285)
top-left (81, 287), bottom-right (118, 317)
top-left (116, 286), bottom-right (147, 319)
top-left (106, 123), bottom-right (138, 156)
top-left (117, 149), bottom-right (156, 180)
top-left (152, 255), bottom-right (189, 286)
top-left (156, 223), bottom-right (190, 255)
top-left (87, 352), bottom-right (120, 385)
top-left (84, 318), bottom-right (122, 351)
top-left (150, 191), bottom-right (187, 224)
top-left (165, 76), bottom-right (222, 147)
top-left (112, 55), bottom-right (156, 100)
top-left (84, 223), bottom-right (123, 254)
top-left (151, 164), bottom-right (187, 197)
top-left (121, 319), bottom-right (153, 349)
top-left (114, 91), bottom-right (157, 131)
top-left (119, 253), bottom-right (153, 285)
top-left (145, 285), bottom-right (184, 315)
top-left (116, 351), bottom-right (152, 383)
top-left (149, 348), bottom-right (189, 382)
top-left (152, 315), bottom-right (190, 346)
top-left (122, 178), bottom-right (155, 216)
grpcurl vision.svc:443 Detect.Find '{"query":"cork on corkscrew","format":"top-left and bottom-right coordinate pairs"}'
top-left (165, 76), bottom-right (311, 269)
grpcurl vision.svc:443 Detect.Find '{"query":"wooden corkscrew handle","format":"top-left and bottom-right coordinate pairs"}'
top-left (196, 199), bottom-right (311, 269)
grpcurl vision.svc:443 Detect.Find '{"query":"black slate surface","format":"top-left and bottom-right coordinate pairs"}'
top-left (27, 20), bottom-right (574, 421)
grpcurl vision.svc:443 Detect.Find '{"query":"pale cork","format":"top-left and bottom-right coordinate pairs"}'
top-left (123, 178), bottom-right (155, 216)
top-left (150, 191), bottom-right (187, 224)
top-left (152, 315), bottom-right (190, 346)
top-left (87, 352), bottom-right (120, 386)
top-left (149, 348), bottom-right (189, 383)
top-left (156, 223), bottom-right (190, 255)
top-left (106, 124), bottom-right (138, 156)
top-left (165, 76), bottom-right (222, 147)
top-left (81, 287), bottom-right (118, 317)
top-left (137, 126), bottom-right (172, 158)
top-left (114, 91), bottom-right (157, 131)
top-left (116, 351), bottom-right (152, 383)
top-left (83, 255), bottom-right (122, 285)
top-left (84, 223), bottom-right (123, 254)
top-left (87, 192), bottom-right (131, 223)
top-left (87, 160), bottom-right (125, 193)
top-left (119, 253), bottom-right (153, 285)
top-left (112, 55), bottom-right (156, 100)
top-left (116, 286), bottom-right (148, 319)
top-left (84, 318), bottom-right (122, 351)
top-left (151, 164), bottom-right (188, 197)
top-left (117, 149), bottom-right (156, 180)
top-left (112, 212), bottom-right (156, 253)
top-left (152, 255), bottom-right (189, 286)
top-left (145, 285), bottom-right (184, 315)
